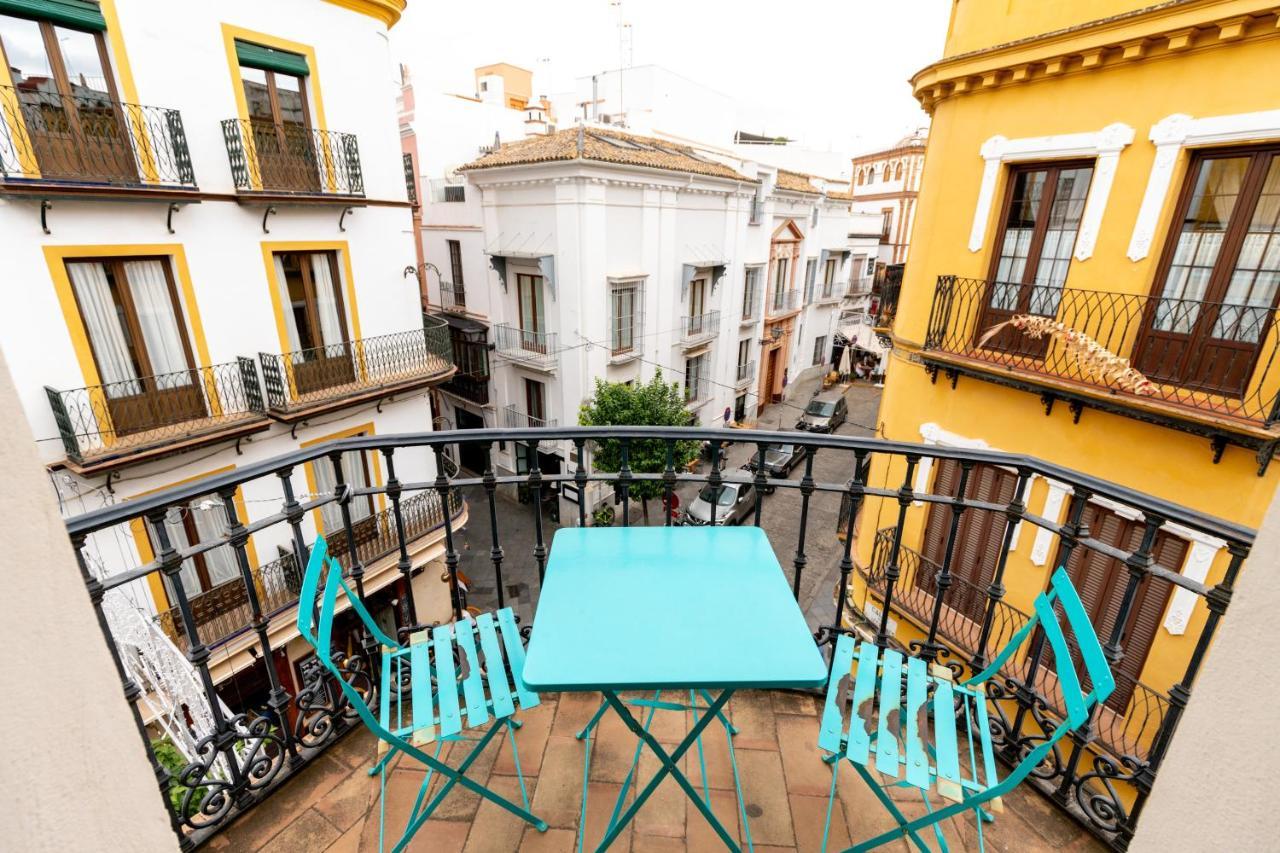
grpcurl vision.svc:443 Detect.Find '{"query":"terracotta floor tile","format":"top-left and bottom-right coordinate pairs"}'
top-left (259, 809), bottom-right (341, 853)
top-left (630, 835), bottom-right (686, 852)
top-left (776, 714), bottom-right (833, 798)
top-left (790, 793), bottom-right (850, 853)
top-left (531, 736), bottom-right (588, 829)
top-left (220, 754), bottom-right (353, 851)
top-left (518, 826), bottom-right (577, 851)
top-left (772, 691), bottom-right (819, 717)
top-left (314, 767), bottom-right (380, 832)
top-left (495, 701), bottom-right (557, 777)
top-left (728, 691), bottom-right (779, 751)
top-left (464, 775), bottom-right (543, 853)
top-left (632, 746), bottom-right (688, 839)
top-left (737, 749), bottom-right (795, 847)
top-left (587, 709), bottom-right (644, 784)
top-left (684, 717), bottom-right (738, 793)
top-left (551, 691), bottom-right (603, 738)
top-left (581, 781), bottom-right (632, 852)
top-left (686, 788), bottom-right (743, 852)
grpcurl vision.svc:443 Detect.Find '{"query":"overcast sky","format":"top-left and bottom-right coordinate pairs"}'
top-left (391, 0), bottom-right (951, 156)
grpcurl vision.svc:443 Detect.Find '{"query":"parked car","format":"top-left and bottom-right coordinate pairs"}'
top-left (682, 481), bottom-right (757, 526)
top-left (745, 443), bottom-right (808, 493)
top-left (796, 390), bottom-right (848, 433)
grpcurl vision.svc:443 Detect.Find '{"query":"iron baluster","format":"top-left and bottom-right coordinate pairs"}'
top-left (328, 450), bottom-right (376, 663)
top-left (707, 440), bottom-right (723, 526)
top-left (482, 442), bottom-right (506, 609)
top-left (875, 455), bottom-right (919, 649)
top-left (382, 448), bottom-right (417, 627)
top-left (146, 507), bottom-right (251, 806)
top-left (792, 450), bottom-right (815, 600)
top-left (917, 460), bottom-right (972, 666)
top-left (72, 532), bottom-right (190, 848)
top-left (662, 440), bottom-right (676, 527)
top-left (527, 438), bottom-right (548, 584)
top-left (832, 449), bottom-right (869, 643)
top-left (432, 445), bottom-right (464, 621)
top-left (970, 467), bottom-right (1032, 671)
top-left (619, 437), bottom-right (632, 526)
top-left (574, 437), bottom-right (588, 528)
top-left (752, 441), bottom-right (768, 526)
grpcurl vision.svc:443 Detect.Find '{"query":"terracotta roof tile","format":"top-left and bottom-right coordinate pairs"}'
top-left (460, 127), bottom-right (754, 181)
top-left (774, 169), bottom-right (822, 195)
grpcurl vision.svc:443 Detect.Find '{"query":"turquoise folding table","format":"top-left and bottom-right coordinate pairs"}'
top-left (523, 526), bottom-right (827, 852)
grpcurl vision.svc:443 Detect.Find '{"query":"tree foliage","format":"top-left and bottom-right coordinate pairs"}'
top-left (578, 370), bottom-right (702, 503)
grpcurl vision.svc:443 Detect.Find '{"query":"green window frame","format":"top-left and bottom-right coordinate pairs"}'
top-left (234, 39), bottom-right (309, 77)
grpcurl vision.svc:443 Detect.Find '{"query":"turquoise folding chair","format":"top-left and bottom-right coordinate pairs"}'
top-left (817, 566), bottom-right (1115, 852)
top-left (297, 536), bottom-right (547, 852)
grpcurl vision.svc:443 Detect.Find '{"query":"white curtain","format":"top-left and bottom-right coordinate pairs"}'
top-left (157, 507), bottom-right (202, 598)
top-left (275, 255), bottom-right (303, 352)
top-left (310, 254), bottom-right (344, 349)
top-left (315, 451), bottom-right (373, 532)
top-left (189, 499), bottom-right (240, 587)
top-left (68, 262), bottom-right (139, 397)
top-left (124, 260), bottom-right (191, 389)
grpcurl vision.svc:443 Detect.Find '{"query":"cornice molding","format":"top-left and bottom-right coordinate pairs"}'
top-left (912, 2), bottom-right (1278, 113)
top-left (322, 0), bottom-right (406, 27)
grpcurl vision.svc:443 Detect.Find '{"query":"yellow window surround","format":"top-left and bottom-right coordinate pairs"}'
top-left (300, 421), bottom-right (386, 532)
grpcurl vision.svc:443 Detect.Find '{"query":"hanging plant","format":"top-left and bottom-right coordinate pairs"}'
top-left (979, 315), bottom-right (1157, 396)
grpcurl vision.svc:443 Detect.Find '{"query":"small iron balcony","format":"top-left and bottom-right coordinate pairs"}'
top-left (221, 118), bottom-right (363, 197)
top-left (682, 310), bottom-right (720, 346)
top-left (503, 404), bottom-right (556, 429)
top-left (492, 324), bottom-right (558, 369)
top-left (438, 281), bottom-right (468, 314)
top-left (768, 289), bottom-right (801, 316)
top-left (258, 322), bottom-right (453, 419)
top-left (0, 85), bottom-right (196, 192)
top-left (736, 360), bottom-right (756, 387)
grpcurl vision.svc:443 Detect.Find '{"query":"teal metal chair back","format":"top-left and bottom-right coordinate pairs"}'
top-left (817, 566), bottom-right (1115, 852)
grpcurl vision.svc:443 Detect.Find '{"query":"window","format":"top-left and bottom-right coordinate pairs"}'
top-left (804, 258), bottom-right (817, 303)
top-left (880, 208), bottom-right (893, 241)
top-left (517, 273), bottom-right (545, 351)
top-left (866, 256), bottom-right (876, 276)
top-left (611, 281), bottom-right (640, 355)
top-left (447, 239), bottom-right (464, 288)
top-left (524, 378), bottom-right (546, 424)
top-left (737, 339), bottom-right (751, 369)
top-left (238, 45), bottom-right (317, 192)
top-left (147, 493), bottom-right (240, 600)
top-left (272, 250), bottom-right (353, 394)
top-left (813, 335), bottom-right (828, 366)
top-left (689, 277), bottom-right (708, 318)
top-left (444, 185), bottom-right (466, 202)
top-left (684, 353), bottom-right (707, 402)
top-left (734, 393), bottom-right (747, 422)
top-left (0, 11), bottom-right (134, 182)
top-left (66, 257), bottom-right (204, 434)
top-left (742, 267), bottom-right (761, 319)
top-left (823, 256), bottom-right (839, 297)
top-left (1136, 145), bottom-right (1280, 397)
top-left (314, 448), bottom-right (376, 533)
top-left (772, 256), bottom-right (790, 310)
top-left (986, 161), bottom-right (1095, 317)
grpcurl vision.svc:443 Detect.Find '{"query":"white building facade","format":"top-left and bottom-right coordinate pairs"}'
top-left (0, 0), bottom-right (458, 699)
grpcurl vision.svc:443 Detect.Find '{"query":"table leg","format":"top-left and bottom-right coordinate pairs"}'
top-left (596, 689), bottom-right (740, 852)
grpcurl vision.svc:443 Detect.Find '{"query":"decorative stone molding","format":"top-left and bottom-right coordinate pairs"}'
top-left (1127, 109), bottom-right (1280, 260)
top-left (969, 123), bottom-right (1134, 259)
top-left (1030, 480), bottom-right (1070, 566)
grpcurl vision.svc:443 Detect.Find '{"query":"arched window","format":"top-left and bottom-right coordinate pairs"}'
top-left (895, 163), bottom-right (904, 180)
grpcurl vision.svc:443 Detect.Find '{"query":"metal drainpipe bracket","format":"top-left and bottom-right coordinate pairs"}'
top-left (262, 205), bottom-right (277, 234)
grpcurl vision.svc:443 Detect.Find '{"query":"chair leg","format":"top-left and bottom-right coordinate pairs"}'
top-left (506, 717), bottom-right (532, 811)
top-left (844, 762), bottom-right (936, 853)
top-left (821, 754), bottom-right (840, 853)
top-left (576, 697), bottom-right (610, 740)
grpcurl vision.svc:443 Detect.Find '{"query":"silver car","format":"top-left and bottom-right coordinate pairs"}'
top-left (682, 481), bottom-right (757, 526)
top-left (796, 391), bottom-right (848, 433)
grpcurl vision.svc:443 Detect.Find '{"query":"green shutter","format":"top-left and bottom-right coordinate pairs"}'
top-left (235, 40), bottom-right (309, 77)
top-left (0, 0), bottom-right (107, 30)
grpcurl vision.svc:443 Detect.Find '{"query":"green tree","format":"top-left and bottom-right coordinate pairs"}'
top-left (578, 370), bottom-right (702, 524)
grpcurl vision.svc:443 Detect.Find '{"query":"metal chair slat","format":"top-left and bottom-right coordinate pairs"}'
top-left (875, 648), bottom-right (904, 778)
top-left (476, 612), bottom-right (516, 719)
top-left (847, 640), bottom-right (879, 764)
top-left (433, 625), bottom-right (463, 738)
top-left (903, 656), bottom-right (930, 790)
top-left (932, 676), bottom-right (963, 801)
top-left (818, 633), bottom-right (856, 754)
top-left (454, 618), bottom-right (490, 727)
top-left (410, 633), bottom-right (436, 745)
top-left (1033, 593), bottom-right (1089, 726)
top-left (497, 607), bottom-right (539, 708)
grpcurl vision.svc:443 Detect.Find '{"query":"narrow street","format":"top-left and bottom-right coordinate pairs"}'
top-left (453, 373), bottom-right (883, 635)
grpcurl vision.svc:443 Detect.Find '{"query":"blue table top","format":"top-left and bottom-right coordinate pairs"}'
top-left (522, 526), bottom-right (828, 692)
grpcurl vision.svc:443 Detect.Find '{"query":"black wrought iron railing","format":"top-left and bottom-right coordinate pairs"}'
top-left (847, 276), bottom-right (873, 297)
top-left (0, 85), bottom-right (196, 188)
top-left (158, 551), bottom-right (302, 650)
top-left (63, 427), bottom-right (1254, 850)
top-left (402, 151), bottom-right (417, 205)
top-left (45, 359), bottom-right (264, 463)
top-left (736, 360), bottom-right (756, 385)
top-left (492, 324), bottom-right (558, 368)
top-left (874, 268), bottom-right (902, 328)
top-left (682, 310), bottom-right (720, 342)
top-left (441, 372), bottom-right (490, 405)
top-left (768, 289), bottom-right (801, 316)
top-left (439, 281), bottom-right (467, 313)
top-left (258, 323), bottom-right (452, 414)
top-left (924, 276), bottom-right (1280, 426)
top-left (221, 118), bottom-right (363, 196)
top-left (503, 405), bottom-right (556, 429)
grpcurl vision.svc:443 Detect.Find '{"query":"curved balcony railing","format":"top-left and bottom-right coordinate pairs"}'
top-left (258, 322), bottom-right (453, 415)
top-left (925, 275), bottom-right (1280, 427)
top-left (45, 359), bottom-right (264, 464)
top-left (221, 118), bottom-right (363, 196)
top-left (0, 85), bottom-right (195, 188)
top-left (62, 427), bottom-right (1254, 850)
top-left (768, 289), bottom-right (800, 316)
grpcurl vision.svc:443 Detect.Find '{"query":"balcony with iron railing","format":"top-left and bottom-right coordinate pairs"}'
top-left (402, 151), bottom-right (417, 206)
top-left (846, 276), bottom-right (873, 298)
top-left (221, 119), bottom-right (363, 198)
top-left (923, 276), bottom-right (1280, 455)
top-left (0, 84), bottom-right (196, 196)
top-left (502, 405), bottom-right (556, 429)
top-left (681, 310), bottom-right (720, 346)
top-left (767, 288), bottom-right (801, 317)
top-left (258, 321), bottom-right (453, 420)
top-left (44, 358), bottom-right (268, 473)
top-left (873, 269), bottom-right (902, 329)
top-left (60, 427), bottom-right (1254, 850)
top-left (438, 280), bottom-right (469, 314)
top-left (735, 359), bottom-right (756, 387)
top-left (492, 323), bottom-right (558, 370)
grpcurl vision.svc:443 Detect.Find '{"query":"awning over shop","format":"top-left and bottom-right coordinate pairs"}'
top-left (437, 311), bottom-right (488, 338)
top-left (837, 317), bottom-right (886, 357)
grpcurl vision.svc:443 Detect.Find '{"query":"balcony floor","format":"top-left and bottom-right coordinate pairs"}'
top-left (213, 690), bottom-right (1103, 852)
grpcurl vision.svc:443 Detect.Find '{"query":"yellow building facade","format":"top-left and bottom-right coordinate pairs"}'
top-left (848, 0), bottom-right (1280, 843)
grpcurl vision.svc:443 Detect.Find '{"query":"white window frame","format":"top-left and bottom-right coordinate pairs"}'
top-left (1127, 109), bottom-right (1280, 261)
top-left (968, 122), bottom-right (1135, 261)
